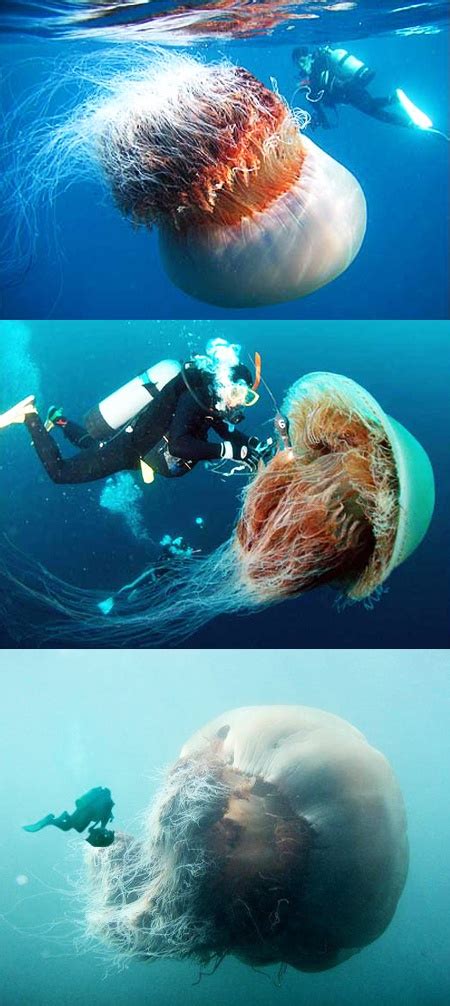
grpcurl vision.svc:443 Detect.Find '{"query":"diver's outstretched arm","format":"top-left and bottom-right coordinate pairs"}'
top-left (168, 393), bottom-right (232, 462)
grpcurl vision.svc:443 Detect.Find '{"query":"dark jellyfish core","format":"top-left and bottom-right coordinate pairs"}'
top-left (236, 386), bottom-right (400, 602)
top-left (86, 757), bottom-right (327, 971)
top-left (205, 774), bottom-right (315, 969)
top-left (96, 63), bottom-right (305, 231)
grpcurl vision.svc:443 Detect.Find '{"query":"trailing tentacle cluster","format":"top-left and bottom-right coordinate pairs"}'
top-left (236, 382), bottom-right (399, 601)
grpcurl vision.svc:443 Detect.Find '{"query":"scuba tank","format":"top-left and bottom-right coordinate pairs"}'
top-left (84, 360), bottom-right (181, 439)
top-left (327, 48), bottom-right (375, 87)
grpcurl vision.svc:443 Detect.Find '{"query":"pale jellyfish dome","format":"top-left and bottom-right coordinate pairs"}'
top-left (86, 705), bottom-right (408, 974)
top-left (182, 705), bottom-right (409, 970)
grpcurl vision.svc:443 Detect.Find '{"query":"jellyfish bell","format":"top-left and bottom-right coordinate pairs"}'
top-left (235, 372), bottom-right (435, 604)
top-left (43, 51), bottom-right (366, 308)
top-left (157, 133), bottom-right (367, 307)
top-left (86, 705), bottom-right (408, 973)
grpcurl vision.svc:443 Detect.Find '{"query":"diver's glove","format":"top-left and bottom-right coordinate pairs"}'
top-left (220, 441), bottom-right (250, 462)
top-left (252, 436), bottom-right (276, 463)
top-left (220, 440), bottom-right (261, 472)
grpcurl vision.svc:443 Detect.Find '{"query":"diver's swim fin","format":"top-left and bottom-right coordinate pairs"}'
top-left (98, 596), bottom-right (115, 616)
top-left (140, 459), bottom-right (155, 484)
top-left (23, 813), bottom-right (56, 833)
top-left (44, 405), bottom-right (65, 432)
top-left (395, 89), bottom-right (433, 130)
top-left (0, 396), bottom-right (36, 429)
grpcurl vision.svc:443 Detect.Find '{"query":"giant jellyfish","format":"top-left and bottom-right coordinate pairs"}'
top-left (0, 372), bottom-right (434, 645)
top-left (85, 705), bottom-right (408, 972)
top-left (235, 372), bottom-right (435, 603)
top-left (4, 51), bottom-right (366, 307)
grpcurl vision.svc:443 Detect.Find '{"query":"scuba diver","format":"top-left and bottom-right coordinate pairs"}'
top-left (23, 787), bottom-right (115, 848)
top-left (0, 340), bottom-right (266, 487)
top-left (97, 533), bottom-right (199, 615)
top-left (293, 46), bottom-right (435, 132)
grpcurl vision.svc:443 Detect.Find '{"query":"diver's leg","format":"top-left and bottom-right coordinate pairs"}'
top-left (350, 87), bottom-right (406, 126)
top-left (24, 414), bottom-right (139, 484)
top-left (63, 421), bottom-right (98, 450)
top-left (45, 406), bottom-right (98, 449)
top-left (374, 93), bottom-right (415, 127)
top-left (315, 102), bottom-right (332, 129)
top-left (51, 812), bottom-right (73, 832)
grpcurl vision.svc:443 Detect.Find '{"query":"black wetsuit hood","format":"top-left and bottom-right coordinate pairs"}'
top-left (181, 360), bottom-right (217, 414)
top-left (181, 358), bottom-right (253, 424)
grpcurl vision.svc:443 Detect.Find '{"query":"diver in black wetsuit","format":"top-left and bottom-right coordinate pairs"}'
top-left (23, 787), bottom-right (115, 847)
top-left (97, 533), bottom-right (199, 615)
top-left (0, 344), bottom-right (264, 486)
top-left (293, 46), bottom-right (433, 131)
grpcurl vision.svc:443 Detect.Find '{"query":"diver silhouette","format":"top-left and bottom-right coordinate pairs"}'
top-left (97, 534), bottom-right (199, 616)
top-left (23, 787), bottom-right (115, 847)
top-left (0, 342), bottom-right (264, 487)
top-left (293, 46), bottom-right (437, 133)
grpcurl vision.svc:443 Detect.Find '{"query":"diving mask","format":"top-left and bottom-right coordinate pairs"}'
top-left (243, 387), bottom-right (260, 407)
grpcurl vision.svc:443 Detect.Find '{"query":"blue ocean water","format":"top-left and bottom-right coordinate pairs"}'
top-left (0, 8), bottom-right (448, 320)
top-left (1, 648), bottom-right (449, 1005)
top-left (0, 319), bottom-right (448, 648)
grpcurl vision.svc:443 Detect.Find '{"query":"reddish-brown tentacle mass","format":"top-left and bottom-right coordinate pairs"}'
top-left (97, 65), bottom-right (305, 230)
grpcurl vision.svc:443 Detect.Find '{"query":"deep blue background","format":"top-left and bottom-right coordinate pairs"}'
top-left (1, 30), bottom-right (449, 320)
top-left (0, 319), bottom-right (448, 648)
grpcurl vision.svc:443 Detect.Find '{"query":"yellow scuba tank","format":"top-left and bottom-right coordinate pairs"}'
top-left (84, 360), bottom-right (181, 439)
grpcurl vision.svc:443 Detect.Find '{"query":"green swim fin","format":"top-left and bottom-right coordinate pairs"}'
top-left (23, 813), bottom-right (56, 833)
top-left (98, 597), bottom-right (115, 616)
top-left (45, 405), bottom-right (64, 432)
